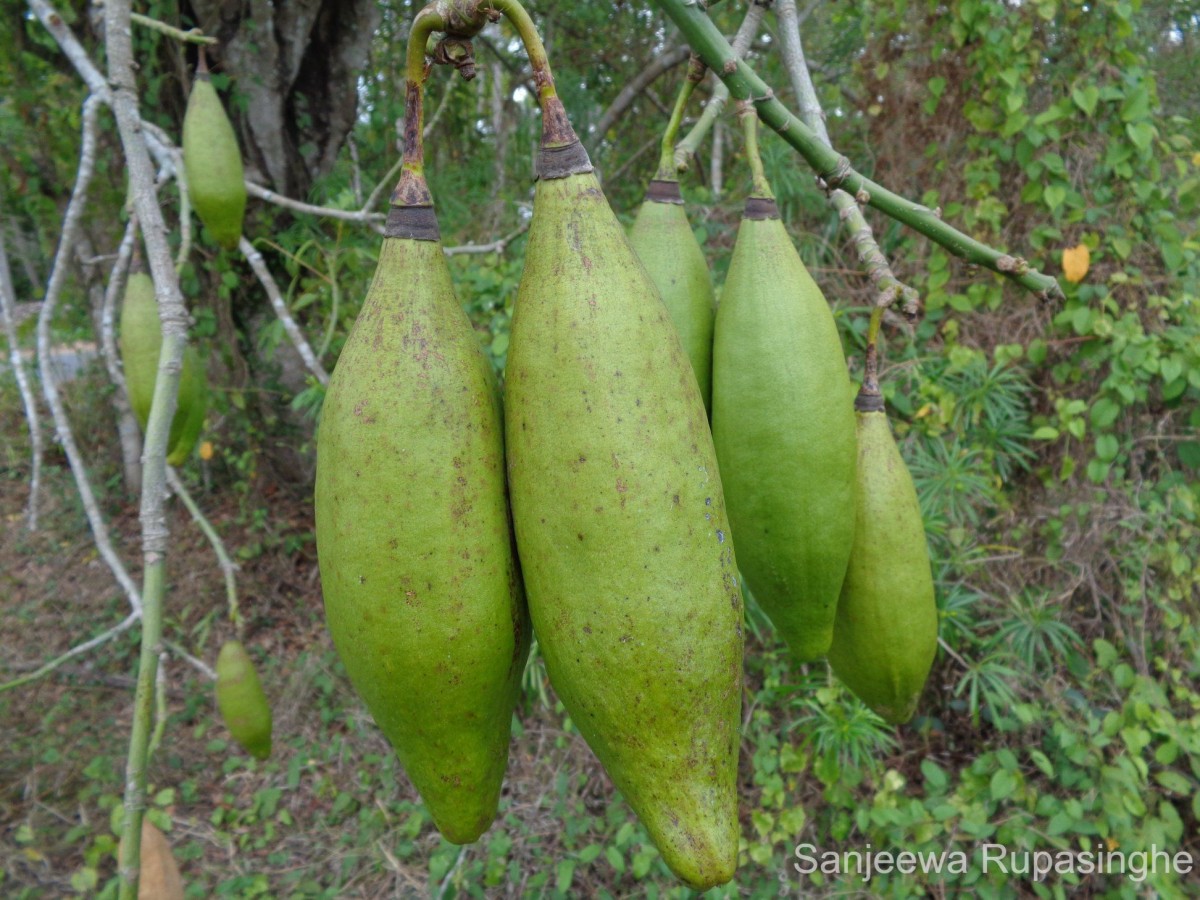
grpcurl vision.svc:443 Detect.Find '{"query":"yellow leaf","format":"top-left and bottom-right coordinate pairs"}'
top-left (1192, 152), bottom-right (1200, 166)
top-left (199, 441), bottom-right (214, 461)
top-left (1062, 243), bottom-right (1090, 283)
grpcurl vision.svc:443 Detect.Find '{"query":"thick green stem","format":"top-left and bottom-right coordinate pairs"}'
top-left (107, 0), bottom-right (194, 891)
top-left (117, 562), bottom-right (165, 899)
top-left (654, 60), bottom-right (702, 180)
top-left (130, 11), bottom-right (217, 45)
top-left (738, 101), bottom-right (773, 200)
top-left (675, 0), bottom-right (768, 170)
top-left (652, 0), bottom-right (1062, 300)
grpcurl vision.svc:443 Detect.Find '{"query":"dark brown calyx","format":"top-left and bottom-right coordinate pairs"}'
top-left (536, 139), bottom-right (593, 181)
top-left (533, 95), bottom-right (592, 180)
top-left (385, 205), bottom-right (441, 241)
top-left (854, 387), bottom-right (885, 413)
top-left (742, 197), bottom-right (780, 220)
top-left (645, 180), bottom-right (684, 205)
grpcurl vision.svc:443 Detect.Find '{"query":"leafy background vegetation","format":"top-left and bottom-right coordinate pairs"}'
top-left (1, 0), bottom-right (1198, 896)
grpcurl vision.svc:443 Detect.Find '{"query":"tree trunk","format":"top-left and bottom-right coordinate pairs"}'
top-left (183, 0), bottom-right (381, 198)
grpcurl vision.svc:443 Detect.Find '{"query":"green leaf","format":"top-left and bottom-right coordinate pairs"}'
top-left (1154, 771), bottom-right (1193, 795)
top-left (1160, 355), bottom-right (1183, 385)
top-left (1029, 749), bottom-right (1055, 778)
top-left (1094, 639), bottom-right (1118, 667)
top-left (1178, 442), bottom-right (1200, 470)
top-left (577, 844), bottom-right (602, 864)
top-left (556, 860), bottom-right (575, 892)
top-left (990, 769), bottom-right (1018, 800)
top-left (1120, 88), bottom-right (1151, 122)
top-left (922, 760), bottom-right (949, 791)
top-left (1027, 339), bottom-right (1048, 365)
top-left (1071, 85), bottom-right (1099, 117)
top-left (1086, 458), bottom-right (1111, 483)
top-left (1090, 397), bottom-right (1120, 429)
top-left (632, 850), bottom-right (656, 879)
top-left (1125, 121), bottom-right (1155, 151)
top-left (1033, 426), bottom-right (1060, 440)
top-left (605, 845), bottom-right (626, 873)
top-left (1095, 434), bottom-right (1119, 462)
top-left (1043, 183), bottom-right (1067, 210)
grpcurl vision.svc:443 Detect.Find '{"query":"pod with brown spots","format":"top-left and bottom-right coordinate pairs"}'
top-left (314, 203), bottom-right (528, 844)
top-left (505, 141), bottom-right (743, 889)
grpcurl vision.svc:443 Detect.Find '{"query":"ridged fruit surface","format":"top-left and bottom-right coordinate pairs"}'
top-left (119, 272), bottom-right (208, 465)
top-left (314, 236), bottom-right (528, 844)
top-left (504, 170), bottom-right (742, 890)
top-left (828, 407), bottom-right (938, 724)
top-left (711, 212), bottom-right (856, 661)
top-left (629, 196), bottom-right (715, 410)
top-left (183, 75), bottom-right (246, 250)
top-left (215, 640), bottom-right (273, 760)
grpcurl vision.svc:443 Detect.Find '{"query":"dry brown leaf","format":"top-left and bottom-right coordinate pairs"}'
top-left (137, 820), bottom-right (184, 900)
top-left (1062, 243), bottom-right (1090, 283)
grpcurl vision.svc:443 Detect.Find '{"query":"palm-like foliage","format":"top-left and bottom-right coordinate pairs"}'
top-left (790, 685), bottom-right (899, 775)
top-left (987, 590), bottom-right (1083, 673)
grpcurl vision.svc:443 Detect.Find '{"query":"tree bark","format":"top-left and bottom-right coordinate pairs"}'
top-left (183, 0), bottom-right (381, 197)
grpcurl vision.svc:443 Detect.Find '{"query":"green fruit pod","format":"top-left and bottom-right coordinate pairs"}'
top-left (827, 389), bottom-right (938, 724)
top-left (215, 640), bottom-right (273, 759)
top-left (118, 272), bottom-right (208, 464)
top-left (505, 120), bottom-right (743, 889)
top-left (629, 179), bottom-right (716, 411)
top-left (183, 65), bottom-right (246, 250)
top-left (314, 187), bottom-right (529, 844)
top-left (710, 195), bottom-right (857, 662)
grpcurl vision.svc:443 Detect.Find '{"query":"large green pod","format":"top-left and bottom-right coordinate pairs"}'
top-left (505, 138), bottom-right (743, 890)
top-left (711, 198), bottom-right (857, 662)
top-left (118, 272), bottom-right (208, 466)
top-left (828, 392), bottom-right (938, 724)
top-left (314, 202), bottom-right (528, 844)
top-left (183, 71), bottom-right (246, 250)
top-left (628, 179), bottom-right (716, 411)
top-left (215, 640), bottom-right (273, 760)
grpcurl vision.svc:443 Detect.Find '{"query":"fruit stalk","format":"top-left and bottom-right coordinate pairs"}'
top-left (654, 55), bottom-right (705, 181)
top-left (486, 0), bottom-right (583, 159)
top-left (738, 100), bottom-right (772, 200)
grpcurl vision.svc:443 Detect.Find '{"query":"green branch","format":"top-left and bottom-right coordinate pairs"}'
top-left (651, 0), bottom-right (1062, 300)
top-left (130, 12), bottom-right (217, 46)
